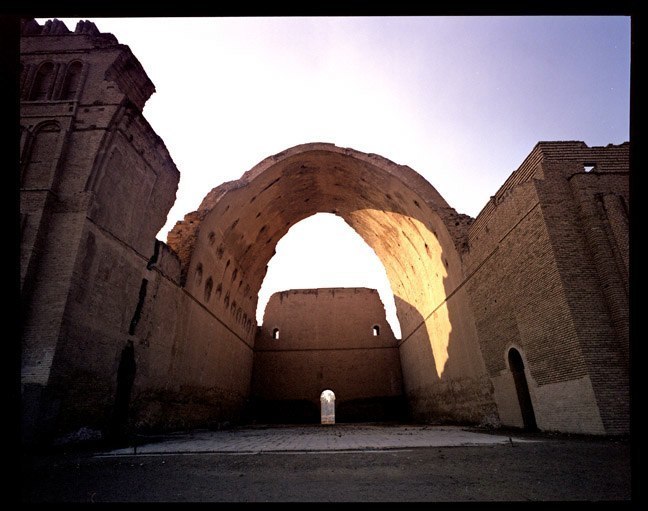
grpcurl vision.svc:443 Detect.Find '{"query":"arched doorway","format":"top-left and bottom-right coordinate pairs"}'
top-left (320, 389), bottom-right (335, 424)
top-left (508, 348), bottom-right (537, 430)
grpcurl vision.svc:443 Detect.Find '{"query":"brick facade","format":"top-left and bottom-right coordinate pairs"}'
top-left (252, 288), bottom-right (405, 423)
top-left (464, 142), bottom-right (629, 434)
top-left (20, 19), bottom-right (629, 444)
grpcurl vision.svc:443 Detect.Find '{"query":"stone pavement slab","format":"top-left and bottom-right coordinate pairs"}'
top-left (101, 424), bottom-right (538, 456)
top-left (24, 424), bottom-right (631, 502)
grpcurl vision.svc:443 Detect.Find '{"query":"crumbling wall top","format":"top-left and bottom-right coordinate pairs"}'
top-left (20, 18), bottom-right (155, 111)
top-left (21, 18), bottom-right (115, 43)
top-left (468, 140), bottom-right (629, 239)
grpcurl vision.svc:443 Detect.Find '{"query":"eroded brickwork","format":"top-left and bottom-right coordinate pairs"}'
top-left (464, 142), bottom-right (629, 434)
top-left (20, 18), bottom-right (181, 441)
top-left (20, 19), bottom-right (629, 444)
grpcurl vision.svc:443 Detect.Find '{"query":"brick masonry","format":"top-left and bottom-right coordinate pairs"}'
top-left (464, 142), bottom-right (629, 435)
top-left (19, 19), bottom-right (630, 444)
top-left (252, 288), bottom-right (405, 422)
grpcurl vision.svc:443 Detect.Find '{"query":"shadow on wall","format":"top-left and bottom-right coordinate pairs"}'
top-left (155, 224), bottom-right (494, 432)
top-left (394, 279), bottom-right (496, 426)
top-left (42, 144), bottom-right (498, 440)
top-left (250, 399), bottom-right (319, 424)
top-left (245, 287), bottom-right (486, 426)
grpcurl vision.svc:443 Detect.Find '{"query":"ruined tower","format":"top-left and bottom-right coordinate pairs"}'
top-left (20, 18), bottom-right (180, 443)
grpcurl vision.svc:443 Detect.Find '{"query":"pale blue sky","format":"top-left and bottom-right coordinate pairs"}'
top-left (41, 17), bottom-right (631, 332)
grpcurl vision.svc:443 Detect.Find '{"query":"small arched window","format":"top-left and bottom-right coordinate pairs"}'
top-left (29, 62), bottom-right (55, 101)
top-left (272, 328), bottom-right (280, 340)
top-left (60, 61), bottom-right (83, 100)
top-left (372, 325), bottom-right (380, 336)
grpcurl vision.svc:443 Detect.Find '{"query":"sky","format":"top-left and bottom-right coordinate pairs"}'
top-left (40, 16), bottom-right (631, 334)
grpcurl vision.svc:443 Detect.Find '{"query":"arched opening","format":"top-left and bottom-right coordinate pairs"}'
top-left (508, 348), bottom-right (537, 431)
top-left (256, 212), bottom-right (401, 338)
top-left (29, 62), bottom-right (55, 101)
top-left (168, 143), bottom-right (488, 428)
top-left (60, 61), bottom-right (83, 100)
top-left (320, 389), bottom-right (335, 424)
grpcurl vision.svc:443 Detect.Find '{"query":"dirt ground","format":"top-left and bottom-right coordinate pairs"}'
top-left (20, 426), bottom-right (635, 503)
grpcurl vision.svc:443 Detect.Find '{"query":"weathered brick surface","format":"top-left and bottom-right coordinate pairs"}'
top-left (536, 145), bottom-right (629, 435)
top-left (255, 290), bottom-right (401, 389)
top-left (19, 18), bottom-right (180, 442)
top-left (174, 143), bottom-right (494, 427)
top-left (464, 142), bottom-right (629, 435)
top-left (20, 19), bottom-right (629, 442)
top-left (252, 288), bottom-right (404, 421)
top-left (130, 289), bottom-right (253, 432)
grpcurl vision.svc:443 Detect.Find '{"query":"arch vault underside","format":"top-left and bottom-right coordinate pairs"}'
top-left (167, 143), bottom-right (495, 425)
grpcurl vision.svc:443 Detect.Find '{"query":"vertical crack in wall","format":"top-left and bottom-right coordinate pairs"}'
top-left (146, 239), bottom-right (161, 270)
top-left (129, 278), bottom-right (148, 335)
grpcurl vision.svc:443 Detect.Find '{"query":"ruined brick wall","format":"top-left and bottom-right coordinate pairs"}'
top-left (464, 141), bottom-right (629, 435)
top-left (169, 144), bottom-right (498, 428)
top-left (165, 192), bottom-right (259, 430)
top-left (128, 245), bottom-right (254, 432)
top-left (252, 288), bottom-right (405, 422)
top-left (20, 18), bottom-right (181, 440)
top-left (536, 143), bottom-right (629, 434)
top-left (20, 18), bottom-right (629, 441)
top-left (20, 19), bottom-right (255, 441)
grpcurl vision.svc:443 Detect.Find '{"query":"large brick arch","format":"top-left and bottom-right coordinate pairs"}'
top-left (19, 19), bottom-right (630, 442)
top-left (168, 143), bottom-right (494, 423)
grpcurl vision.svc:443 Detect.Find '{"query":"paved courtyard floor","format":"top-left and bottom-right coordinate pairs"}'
top-left (102, 423), bottom-right (538, 456)
top-left (21, 423), bottom-right (635, 503)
